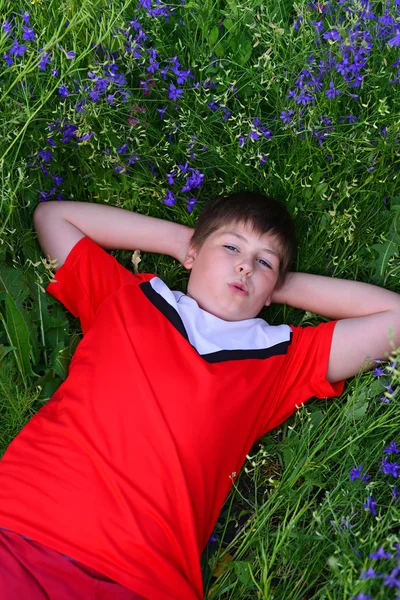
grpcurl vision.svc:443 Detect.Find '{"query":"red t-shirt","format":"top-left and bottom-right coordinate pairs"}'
top-left (0, 237), bottom-right (344, 599)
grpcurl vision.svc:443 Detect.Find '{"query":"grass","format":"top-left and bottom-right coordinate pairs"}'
top-left (1, 0), bottom-right (400, 598)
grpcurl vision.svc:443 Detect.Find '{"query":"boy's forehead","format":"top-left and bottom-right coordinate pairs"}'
top-left (216, 223), bottom-right (279, 244)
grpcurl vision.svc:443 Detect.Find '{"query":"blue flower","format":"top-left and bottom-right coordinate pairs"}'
top-left (9, 38), bottom-right (26, 57)
top-left (369, 546), bottom-right (393, 559)
top-left (22, 25), bottom-right (35, 42)
top-left (364, 496), bottom-right (377, 516)
top-left (168, 83), bottom-right (183, 102)
top-left (325, 81), bottom-right (340, 99)
top-left (360, 567), bottom-right (376, 579)
top-left (2, 18), bottom-right (12, 36)
top-left (388, 29), bottom-right (400, 47)
top-left (280, 109), bottom-right (294, 124)
top-left (373, 367), bottom-right (385, 377)
top-left (384, 442), bottom-right (399, 455)
top-left (58, 85), bottom-right (70, 98)
top-left (3, 53), bottom-right (13, 67)
top-left (350, 465), bottom-right (363, 481)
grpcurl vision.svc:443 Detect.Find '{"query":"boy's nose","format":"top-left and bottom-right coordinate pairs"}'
top-left (237, 264), bottom-right (253, 275)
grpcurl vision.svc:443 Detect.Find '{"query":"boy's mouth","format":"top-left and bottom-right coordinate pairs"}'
top-left (228, 283), bottom-right (249, 296)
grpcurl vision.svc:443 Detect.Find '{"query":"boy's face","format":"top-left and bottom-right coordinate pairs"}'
top-left (183, 222), bottom-right (282, 321)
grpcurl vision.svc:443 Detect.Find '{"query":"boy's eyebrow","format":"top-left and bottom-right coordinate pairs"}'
top-left (219, 231), bottom-right (280, 257)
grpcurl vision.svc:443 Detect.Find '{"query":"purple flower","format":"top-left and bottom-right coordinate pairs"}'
top-left (9, 39), bottom-right (26, 57)
top-left (51, 68), bottom-right (59, 77)
top-left (38, 150), bottom-right (52, 163)
top-left (352, 595), bottom-right (371, 600)
top-left (350, 465), bottom-right (363, 481)
top-left (163, 190), bottom-right (176, 207)
top-left (66, 51), bottom-right (76, 59)
top-left (2, 18), bottom-right (12, 36)
top-left (392, 485), bottom-right (400, 502)
top-left (58, 85), bottom-right (70, 98)
top-left (3, 53), bottom-right (13, 67)
top-left (22, 25), bottom-right (35, 42)
top-left (360, 567), bottom-right (377, 578)
top-left (388, 29), bottom-right (400, 47)
top-left (370, 546), bottom-right (393, 559)
top-left (38, 51), bottom-right (51, 71)
top-left (379, 458), bottom-right (400, 478)
top-left (167, 83), bottom-right (183, 102)
top-left (21, 12), bottom-right (30, 24)
top-left (116, 144), bottom-right (128, 154)
top-left (383, 571), bottom-right (400, 588)
top-left (53, 175), bottom-right (63, 186)
top-left (106, 94), bottom-right (115, 104)
top-left (364, 496), bottom-right (377, 516)
top-left (325, 81), bottom-right (340, 99)
top-left (280, 109), bottom-right (294, 124)
top-left (373, 367), bottom-right (385, 377)
top-left (384, 442), bottom-right (399, 455)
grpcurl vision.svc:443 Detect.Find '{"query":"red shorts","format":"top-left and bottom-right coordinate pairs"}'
top-left (0, 527), bottom-right (145, 599)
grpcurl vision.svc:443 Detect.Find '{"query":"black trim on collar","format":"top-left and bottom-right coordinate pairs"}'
top-left (140, 281), bottom-right (292, 363)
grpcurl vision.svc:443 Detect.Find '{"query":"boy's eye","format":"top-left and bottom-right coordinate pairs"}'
top-left (223, 245), bottom-right (272, 269)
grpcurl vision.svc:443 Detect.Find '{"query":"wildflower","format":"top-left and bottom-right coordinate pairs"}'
top-left (364, 496), bottom-right (377, 516)
top-left (370, 546), bottom-right (393, 559)
top-left (66, 51), bottom-right (76, 59)
top-left (388, 29), bottom-right (400, 47)
top-left (167, 83), bottom-right (183, 102)
top-left (280, 109), bottom-right (294, 124)
top-left (350, 465), bottom-right (363, 481)
top-left (21, 12), bottom-right (30, 24)
top-left (116, 144), bottom-right (128, 154)
top-left (58, 85), bottom-right (70, 98)
top-left (360, 567), bottom-right (377, 578)
top-left (38, 50), bottom-right (51, 71)
top-left (373, 367), bottom-right (385, 377)
top-left (163, 191), bottom-right (176, 207)
top-left (22, 25), bottom-right (35, 42)
top-left (392, 486), bottom-right (400, 502)
top-left (2, 19), bottom-right (12, 36)
top-left (38, 149), bottom-right (52, 163)
top-left (9, 38), bottom-right (26, 57)
top-left (383, 571), bottom-right (400, 588)
top-left (106, 94), bottom-right (115, 104)
top-left (51, 68), bottom-right (58, 77)
top-left (53, 175), bottom-right (63, 186)
top-left (3, 53), bottom-right (13, 67)
top-left (379, 457), bottom-right (400, 478)
top-left (352, 595), bottom-right (371, 600)
top-left (325, 81), bottom-right (340, 99)
top-left (384, 442), bottom-right (399, 455)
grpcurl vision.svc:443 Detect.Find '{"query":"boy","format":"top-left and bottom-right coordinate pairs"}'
top-left (0, 191), bottom-right (399, 600)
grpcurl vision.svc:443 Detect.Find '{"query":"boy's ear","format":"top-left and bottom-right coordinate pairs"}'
top-left (182, 245), bottom-right (198, 270)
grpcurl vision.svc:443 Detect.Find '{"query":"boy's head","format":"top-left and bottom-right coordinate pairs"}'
top-left (183, 192), bottom-right (297, 322)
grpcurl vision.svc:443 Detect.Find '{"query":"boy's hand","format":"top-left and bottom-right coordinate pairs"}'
top-left (270, 272), bottom-right (400, 383)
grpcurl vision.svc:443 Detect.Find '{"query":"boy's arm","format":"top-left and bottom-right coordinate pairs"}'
top-left (271, 273), bottom-right (400, 384)
top-left (33, 201), bottom-right (193, 271)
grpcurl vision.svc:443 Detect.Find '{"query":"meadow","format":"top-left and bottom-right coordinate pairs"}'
top-left (1, 0), bottom-right (400, 598)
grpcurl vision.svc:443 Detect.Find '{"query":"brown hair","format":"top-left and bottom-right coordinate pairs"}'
top-left (189, 191), bottom-right (297, 288)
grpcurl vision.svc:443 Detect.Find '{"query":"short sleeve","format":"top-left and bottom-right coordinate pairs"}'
top-left (263, 320), bottom-right (345, 433)
top-left (45, 236), bottom-right (147, 334)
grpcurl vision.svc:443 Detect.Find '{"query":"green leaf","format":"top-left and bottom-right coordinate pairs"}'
top-left (344, 390), bottom-right (368, 421)
top-left (237, 39), bottom-right (252, 66)
top-left (232, 561), bottom-right (254, 587)
top-left (209, 26), bottom-right (219, 45)
top-left (0, 344), bottom-right (16, 362)
top-left (3, 293), bottom-right (35, 381)
top-left (368, 240), bottom-right (399, 284)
